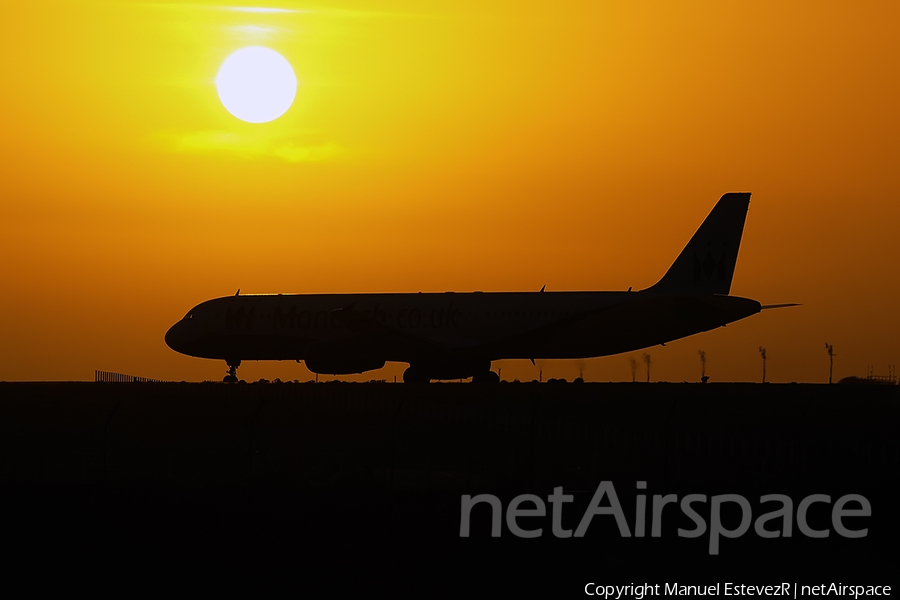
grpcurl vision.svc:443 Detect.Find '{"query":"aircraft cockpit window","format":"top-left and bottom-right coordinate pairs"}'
top-left (184, 311), bottom-right (194, 320)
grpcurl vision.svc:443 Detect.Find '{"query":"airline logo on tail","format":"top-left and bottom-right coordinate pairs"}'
top-left (693, 244), bottom-right (732, 282)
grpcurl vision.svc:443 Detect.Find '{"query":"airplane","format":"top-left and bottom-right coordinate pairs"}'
top-left (165, 192), bottom-right (795, 383)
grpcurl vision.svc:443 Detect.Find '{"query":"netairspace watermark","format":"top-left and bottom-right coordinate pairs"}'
top-left (459, 481), bottom-right (871, 554)
top-left (583, 583), bottom-right (891, 599)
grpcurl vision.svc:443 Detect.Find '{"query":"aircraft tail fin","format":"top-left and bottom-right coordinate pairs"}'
top-left (645, 192), bottom-right (750, 295)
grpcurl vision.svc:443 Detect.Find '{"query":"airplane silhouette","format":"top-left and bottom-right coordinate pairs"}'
top-left (165, 192), bottom-right (794, 382)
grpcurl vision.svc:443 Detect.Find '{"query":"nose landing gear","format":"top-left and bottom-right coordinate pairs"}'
top-left (224, 359), bottom-right (241, 383)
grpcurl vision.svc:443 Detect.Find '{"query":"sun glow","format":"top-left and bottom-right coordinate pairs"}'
top-left (215, 46), bottom-right (297, 123)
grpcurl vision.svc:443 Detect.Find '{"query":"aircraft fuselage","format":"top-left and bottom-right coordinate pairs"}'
top-left (165, 291), bottom-right (760, 366)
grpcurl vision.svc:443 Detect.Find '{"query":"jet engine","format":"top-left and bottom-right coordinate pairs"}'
top-left (303, 337), bottom-right (385, 375)
top-left (304, 357), bottom-right (385, 375)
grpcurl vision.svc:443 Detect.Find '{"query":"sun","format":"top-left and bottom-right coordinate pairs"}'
top-left (216, 47), bottom-right (297, 123)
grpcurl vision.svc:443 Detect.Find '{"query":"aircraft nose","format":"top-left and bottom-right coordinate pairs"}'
top-left (165, 320), bottom-right (186, 352)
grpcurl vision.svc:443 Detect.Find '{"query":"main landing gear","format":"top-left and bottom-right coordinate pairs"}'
top-left (223, 359), bottom-right (241, 383)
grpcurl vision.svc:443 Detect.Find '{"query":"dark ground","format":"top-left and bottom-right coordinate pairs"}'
top-left (1, 382), bottom-right (897, 594)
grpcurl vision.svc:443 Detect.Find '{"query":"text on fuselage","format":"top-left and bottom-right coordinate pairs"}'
top-left (226, 303), bottom-right (461, 331)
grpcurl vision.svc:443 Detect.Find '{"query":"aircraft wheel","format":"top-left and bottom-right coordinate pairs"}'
top-left (402, 367), bottom-right (430, 383)
top-left (472, 370), bottom-right (500, 384)
top-left (224, 359), bottom-right (240, 383)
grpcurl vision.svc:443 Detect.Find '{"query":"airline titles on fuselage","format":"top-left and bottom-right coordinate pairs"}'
top-left (224, 301), bottom-right (580, 333)
top-left (226, 302), bottom-right (463, 332)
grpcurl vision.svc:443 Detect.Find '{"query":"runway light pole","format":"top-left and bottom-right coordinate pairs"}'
top-left (759, 347), bottom-right (767, 383)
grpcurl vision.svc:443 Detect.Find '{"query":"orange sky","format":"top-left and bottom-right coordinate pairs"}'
top-left (1, 1), bottom-right (898, 383)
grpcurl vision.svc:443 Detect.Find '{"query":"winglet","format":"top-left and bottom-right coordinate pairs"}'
top-left (539, 285), bottom-right (546, 292)
top-left (235, 289), bottom-right (240, 296)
